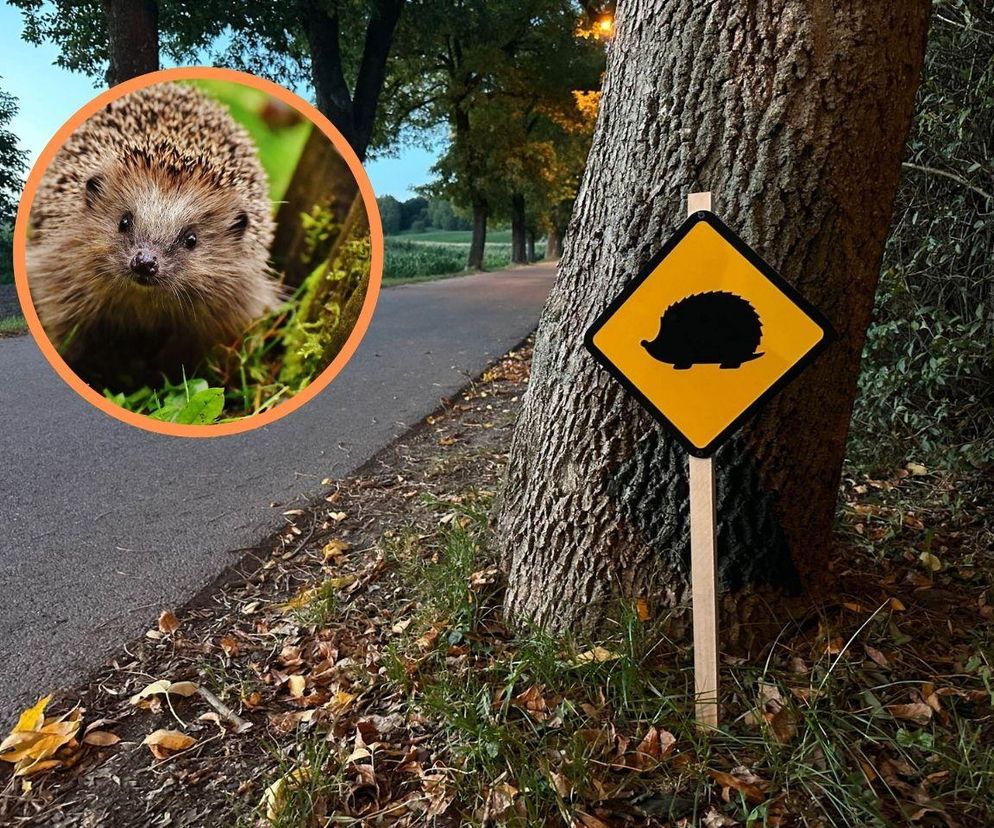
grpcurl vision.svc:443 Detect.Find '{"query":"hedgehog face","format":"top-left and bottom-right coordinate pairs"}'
top-left (83, 162), bottom-right (253, 296)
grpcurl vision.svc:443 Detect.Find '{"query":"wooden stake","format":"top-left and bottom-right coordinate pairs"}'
top-left (687, 191), bottom-right (719, 729)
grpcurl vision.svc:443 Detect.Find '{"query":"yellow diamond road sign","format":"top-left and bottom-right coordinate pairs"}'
top-left (585, 210), bottom-right (833, 457)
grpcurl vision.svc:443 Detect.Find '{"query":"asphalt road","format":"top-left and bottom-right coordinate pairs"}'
top-left (0, 263), bottom-right (555, 726)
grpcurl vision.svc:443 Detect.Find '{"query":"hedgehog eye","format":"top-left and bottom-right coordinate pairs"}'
top-left (229, 212), bottom-right (249, 237)
top-left (118, 212), bottom-right (133, 233)
top-left (183, 231), bottom-right (198, 250)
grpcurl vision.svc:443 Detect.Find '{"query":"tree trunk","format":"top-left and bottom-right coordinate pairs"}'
top-left (272, 128), bottom-right (358, 289)
top-left (304, 0), bottom-right (404, 161)
top-left (493, 0), bottom-right (930, 641)
top-left (468, 196), bottom-right (488, 270)
top-left (527, 230), bottom-right (537, 263)
top-left (546, 225), bottom-right (562, 260)
top-left (103, 0), bottom-right (158, 86)
top-left (511, 192), bottom-right (528, 263)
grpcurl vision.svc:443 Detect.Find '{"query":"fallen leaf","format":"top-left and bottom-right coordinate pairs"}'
top-left (919, 551), bottom-right (943, 572)
top-left (260, 768), bottom-right (311, 821)
top-left (635, 597), bottom-right (651, 622)
top-left (130, 679), bottom-right (199, 706)
top-left (322, 539), bottom-right (351, 561)
top-left (887, 702), bottom-right (932, 725)
top-left (906, 462), bottom-right (928, 476)
top-left (328, 511), bottom-right (347, 522)
top-left (0, 697), bottom-right (82, 777)
top-left (288, 675), bottom-right (307, 698)
top-left (572, 646), bottom-right (621, 665)
top-left (143, 729), bottom-right (196, 760)
top-left (82, 731), bottom-right (120, 747)
top-left (219, 635), bottom-right (240, 657)
top-left (709, 768), bottom-right (766, 805)
top-left (157, 610), bottom-right (180, 635)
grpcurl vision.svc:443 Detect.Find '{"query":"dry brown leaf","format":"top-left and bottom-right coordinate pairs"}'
top-left (157, 610), bottom-right (180, 635)
top-left (144, 729), bottom-right (196, 760)
top-left (219, 634), bottom-right (240, 657)
top-left (82, 731), bottom-right (120, 747)
top-left (635, 597), bottom-right (651, 622)
top-left (709, 769), bottom-right (766, 805)
top-left (887, 701), bottom-right (933, 725)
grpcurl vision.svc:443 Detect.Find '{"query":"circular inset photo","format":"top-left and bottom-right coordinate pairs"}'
top-left (14, 67), bottom-right (382, 436)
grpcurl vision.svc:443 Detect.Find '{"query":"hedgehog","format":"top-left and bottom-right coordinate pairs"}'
top-left (642, 291), bottom-right (764, 369)
top-left (26, 81), bottom-right (279, 389)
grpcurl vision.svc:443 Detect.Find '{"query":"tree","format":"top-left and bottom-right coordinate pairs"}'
top-left (0, 81), bottom-right (26, 226)
top-left (377, 194), bottom-right (403, 234)
top-left (392, 0), bottom-right (602, 269)
top-left (9, 1), bottom-right (406, 160)
top-left (492, 1), bottom-right (932, 640)
top-left (0, 80), bottom-right (27, 285)
top-left (103, 0), bottom-right (158, 83)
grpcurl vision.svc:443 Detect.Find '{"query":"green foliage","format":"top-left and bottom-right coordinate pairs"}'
top-left (0, 224), bottom-right (14, 284)
top-left (105, 377), bottom-right (227, 425)
top-left (850, 2), bottom-right (994, 472)
top-left (0, 80), bottom-right (27, 227)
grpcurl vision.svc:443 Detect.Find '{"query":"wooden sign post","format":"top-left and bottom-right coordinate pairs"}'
top-left (584, 190), bottom-right (833, 728)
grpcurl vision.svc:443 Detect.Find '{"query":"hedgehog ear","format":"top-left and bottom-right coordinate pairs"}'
top-left (229, 211), bottom-right (249, 238)
top-left (84, 175), bottom-right (105, 208)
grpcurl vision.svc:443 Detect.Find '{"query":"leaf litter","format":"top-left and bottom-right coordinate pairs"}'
top-left (0, 337), bottom-right (991, 827)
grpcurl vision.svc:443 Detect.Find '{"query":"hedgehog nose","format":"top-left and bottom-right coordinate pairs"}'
top-left (130, 250), bottom-right (159, 280)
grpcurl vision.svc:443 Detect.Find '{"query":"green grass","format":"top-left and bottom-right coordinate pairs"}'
top-left (384, 236), bottom-right (547, 285)
top-left (371, 496), bottom-right (994, 826)
top-left (0, 315), bottom-right (27, 337)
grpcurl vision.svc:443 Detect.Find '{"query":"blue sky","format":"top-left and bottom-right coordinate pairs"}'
top-left (1, 4), bottom-right (437, 200)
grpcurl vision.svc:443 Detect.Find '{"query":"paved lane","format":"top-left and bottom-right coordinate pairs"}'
top-left (0, 264), bottom-right (554, 724)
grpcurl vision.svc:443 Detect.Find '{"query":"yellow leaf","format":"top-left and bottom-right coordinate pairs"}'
top-left (572, 646), bottom-right (621, 665)
top-left (261, 768), bottom-right (311, 821)
top-left (919, 551), bottom-right (942, 572)
top-left (130, 679), bottom-right (199, 705)
top-left (283, 588), bottom-right (316, 610)
top-left (327, 575), bottom-right (356, 589)
top-left (325, 690), bottom-right (355, 714)
top-left (0, 701), bottom-right (81, 778)
top-left (328, 511), bottom-right (347, 522)
top-left (322, 539), bottom-right (351, 560)
top-left (144, 729), bottom-right (196, 759)
top-left (288, 675), bottom-right (306, 698)
top-left (906, 462), bottom-right (928, 476)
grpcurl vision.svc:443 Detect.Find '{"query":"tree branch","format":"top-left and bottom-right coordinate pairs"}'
top-left (901, 161), bottom-right (993, 202)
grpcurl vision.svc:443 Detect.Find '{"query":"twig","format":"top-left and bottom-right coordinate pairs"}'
top-left (197, 686), bottom-right (253, 734)
top-left (901, 161), bottom-right (993, 201)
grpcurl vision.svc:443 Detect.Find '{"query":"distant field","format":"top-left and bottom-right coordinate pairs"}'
top-left (385, 232), bottom-right (545, 285)
top-left (393, 228), bottom-right (514, 244)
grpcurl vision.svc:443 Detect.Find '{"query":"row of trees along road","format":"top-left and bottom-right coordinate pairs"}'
top-left (10, 0), bottom-right (607, 270)
top-left (10, 1), bottom-right (942, 645)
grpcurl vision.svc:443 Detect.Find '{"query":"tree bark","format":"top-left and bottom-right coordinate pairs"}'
top-left (493, 0), bottom-right (931, 641)
top-left (526, 229), bottom-right (537, 263)
top-left (468, 196), bottom-right (488, 270)
top-left (272, 128), bottom-right (358, 288)
top-left (546, 225), bottom-right (562, 260)
top-left (511, 192), bottom-right (528, 263)
top-left (304, 0), bottom-right (404, 160)
top-left (103, 0), bottom-right (158, 86)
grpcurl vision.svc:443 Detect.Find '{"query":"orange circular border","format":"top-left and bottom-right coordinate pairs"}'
top-left (13, 66), bottom-right (383, 438)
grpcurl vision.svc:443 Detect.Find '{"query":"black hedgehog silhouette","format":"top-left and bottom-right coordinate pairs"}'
top-left (642, 291), bottom-right (764, 369)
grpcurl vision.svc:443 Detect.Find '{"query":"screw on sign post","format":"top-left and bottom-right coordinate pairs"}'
top-left (584, 191), bottom-right (833, 728)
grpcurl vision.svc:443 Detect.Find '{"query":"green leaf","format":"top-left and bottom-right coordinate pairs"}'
top-left (174, 388), bottom-right (226, 425)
